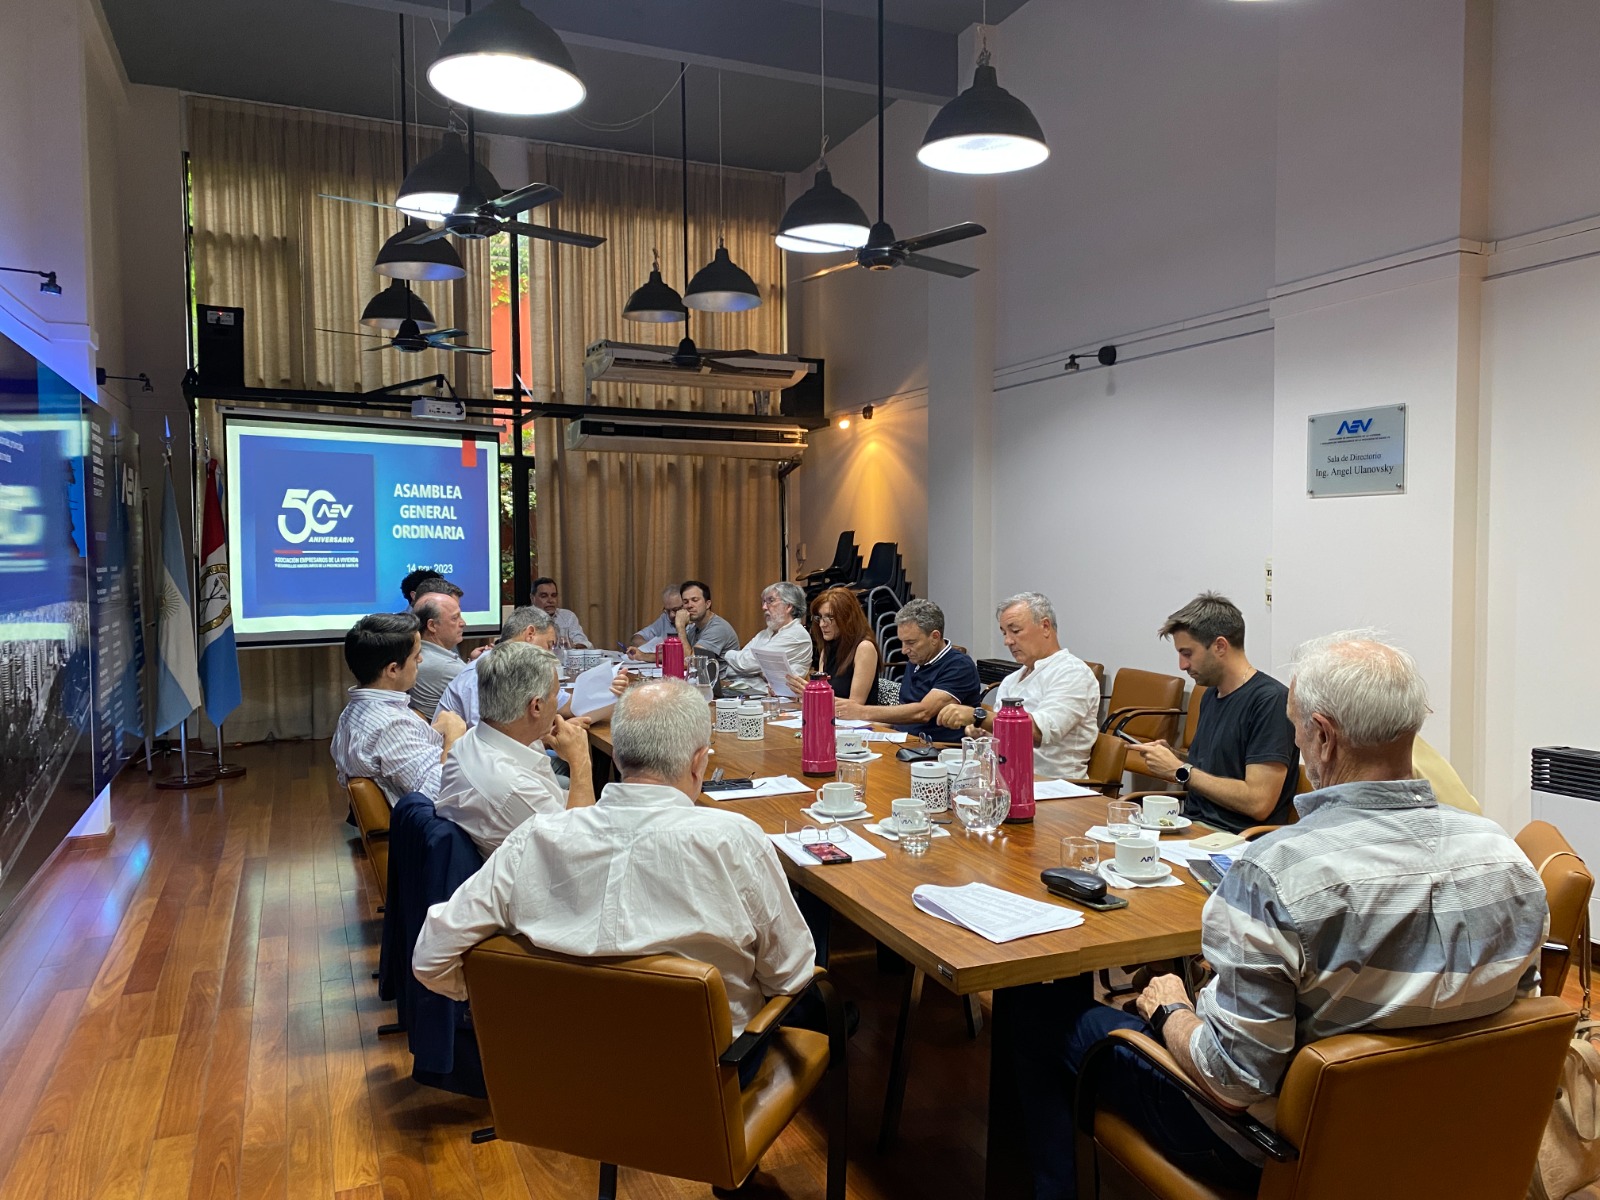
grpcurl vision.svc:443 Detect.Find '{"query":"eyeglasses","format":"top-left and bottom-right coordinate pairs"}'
top-left (784, 821), bottom-right (846, 846)
top-left (816, 613), bottom-right (837, 625)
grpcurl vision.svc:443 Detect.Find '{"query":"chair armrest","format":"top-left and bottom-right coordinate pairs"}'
top-left (1239, 824), bottom-right (1283, 841)
top-left (1115, 790), bottom-right (1187, 803)
top-left (1103, 706), bottom-right (1185, 735)
top-left (718, 967), bottom-right (840, 1067)
top-left (1077, 1029), bottom-right (1299, 1163)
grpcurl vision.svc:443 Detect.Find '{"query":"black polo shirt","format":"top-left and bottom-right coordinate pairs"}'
top-left (895, 643), bottom-right (983, 744)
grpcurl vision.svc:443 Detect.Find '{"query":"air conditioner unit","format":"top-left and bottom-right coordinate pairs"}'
top-left (1531, 746), bottom-right (1600, 929)
top-left (565, 414), bottom-right (807, 460)
top-left (585, 340), bottom-right (814, 392)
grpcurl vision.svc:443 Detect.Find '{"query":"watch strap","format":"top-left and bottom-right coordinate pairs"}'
top-left (1152, 1001), bottom-right (1192, 1040)
top-left (972, 706), bottom-right (988, 725)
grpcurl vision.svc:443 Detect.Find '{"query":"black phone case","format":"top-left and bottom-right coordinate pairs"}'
top-left (895, 746), bottom-right (942, 763)
top-left (1040, 867), bottom-right (1130, 911)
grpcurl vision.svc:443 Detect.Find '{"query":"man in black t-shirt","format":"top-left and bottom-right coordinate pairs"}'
top-left (1136, 593), bottom-right (1299, 833)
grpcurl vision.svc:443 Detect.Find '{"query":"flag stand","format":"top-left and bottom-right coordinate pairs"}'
top-left (210, 716), bottom-right (246, 779)
top-left (155, 718), bottom-right (219, 790)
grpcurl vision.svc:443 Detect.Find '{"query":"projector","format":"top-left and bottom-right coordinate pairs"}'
top-left (411, 397), bottom-right (465, 421)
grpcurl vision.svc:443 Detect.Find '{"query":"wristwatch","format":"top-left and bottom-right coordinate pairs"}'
top-left (1151, 1001), bottom-right (1192, 1040)
top-left (1174, 764), bottom-right (1192, 787)
top-left (971, 706), bottom-right (989, 727)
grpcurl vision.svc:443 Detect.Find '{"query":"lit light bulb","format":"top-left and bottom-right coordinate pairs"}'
top-left (837, 416), bottom-right (851, 430)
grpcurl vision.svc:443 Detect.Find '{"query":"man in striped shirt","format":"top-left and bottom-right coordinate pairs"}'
top-left (997, 632), bottom-right (1547, 1198)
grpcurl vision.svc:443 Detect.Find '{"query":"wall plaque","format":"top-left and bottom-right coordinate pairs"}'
top-left (1307, 404), bottom-right (1406, 498)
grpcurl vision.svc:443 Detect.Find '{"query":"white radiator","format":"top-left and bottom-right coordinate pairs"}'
top-left (1530, 746), bottom-right (1600, 932)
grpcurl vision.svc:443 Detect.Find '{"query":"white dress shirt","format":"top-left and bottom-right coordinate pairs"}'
top-left (996, 647), bottom-right (1102, 780)
top-left (553, 607), bottom-right (590, 647)
top-left (435, 722), bottom-right (568, 858)
top-left (331, 687), bottom-right (445, 806)
top-left (722, 618), bottom-right (813, 679)
top-left (413, 781), bottom-right (816, 1034)
top-left (410, 639), bottom-right (466, 720)
top-left (438, 650), bottom-right (572, 727)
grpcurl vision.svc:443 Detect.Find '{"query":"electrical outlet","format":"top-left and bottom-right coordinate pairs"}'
top-left (1265, 556), bottom-right (1273, 610)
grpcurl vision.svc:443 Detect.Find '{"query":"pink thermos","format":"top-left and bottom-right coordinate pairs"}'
top-left (659, 635), bottom-right (686, 679)
top-left (801, 674), bottom-right (837, 775)
top-left (995, 697), bottom-right (1036, 822)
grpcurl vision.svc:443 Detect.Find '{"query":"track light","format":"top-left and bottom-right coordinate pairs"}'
top-left (426, 0), bottom-right (585, 116)
top-left (2, 266), bottom-right (61, 295)
top-left (861, 405), bottom-right (874, 420)
top-left (1065, 345), bottom-right (1119, 373)
top-left (96, 368), bottom-right (153, 392)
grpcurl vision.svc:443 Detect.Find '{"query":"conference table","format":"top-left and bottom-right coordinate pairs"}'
top-left (585, 714), bottom-right (1213, 1199)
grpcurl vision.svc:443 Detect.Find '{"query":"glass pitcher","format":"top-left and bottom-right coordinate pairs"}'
top-left (686, 655), bottom-right (719, 703)
top-left (953, 736), bottom-right (1007, 833)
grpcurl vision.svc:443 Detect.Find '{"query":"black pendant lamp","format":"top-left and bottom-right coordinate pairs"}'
top-left (426, 0), bottom-right (585, 116)
top-left (623, 254), bottom-right (687, 323)
top-left (361, 280), bottom-right (438, 331)
top-left (686, 74), bottom-right (762, 313)
top-left (917, 5), bottom-right (1047, 175)
top-left (377, 18), bottom-right (467, 281)
top-left (776, 0), bottom-right (871, 253)
top-left (396, 132), bottom-right (470, 218)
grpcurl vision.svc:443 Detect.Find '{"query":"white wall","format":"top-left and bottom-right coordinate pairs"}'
top-left (989, 334), bottom-right (1276, 671)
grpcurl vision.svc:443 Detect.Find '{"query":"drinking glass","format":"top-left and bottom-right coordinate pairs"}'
top-left (1107, 800), bottom-right (1140, 839)
top-left (1060, 837), bottom-right (1100, 872)
top-left (897, 808), bottom-right (932, 856)
top-left (836, 759), bottom-right (869, 805)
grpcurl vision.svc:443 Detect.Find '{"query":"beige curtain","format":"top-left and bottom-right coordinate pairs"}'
top-left (523, 143), bottom-right (789, 650)
top-left (187, 96), bottom-right (491, 741)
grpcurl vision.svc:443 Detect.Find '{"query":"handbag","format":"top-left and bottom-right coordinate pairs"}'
top-left (1530, 900), bottom-right (1600, 1199)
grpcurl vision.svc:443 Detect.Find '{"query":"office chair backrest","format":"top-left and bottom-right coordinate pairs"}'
top-left (1105, 668), bottom-right (1186, 743)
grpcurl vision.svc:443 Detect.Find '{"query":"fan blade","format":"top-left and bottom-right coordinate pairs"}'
top-left (897, 222), bottom-right (987, 253)
top-left (315, 326), bottom-right (387, 339)
top-left (902, 252), bottom-right (979, 279)
top-left (705, 350), bottom-right (762, 359)
top-left (428, 329), bottom-right (467, 341)
top-left (797, 260), bottom-right (861, 284)
top-left (438, 344), bottom-right (492, 354)
top-left (364, 344), bottom-right (390, 352)
top-left (398, 224), bottom-right (452, 245)
top-left (772, 232), bottom-right (859, 253)
top-left (499, 220), bottom-right (606, 249)
top-left (484, 182), bottom-right (562, 216)
top-left (318, 193), bottom-right (406, 213)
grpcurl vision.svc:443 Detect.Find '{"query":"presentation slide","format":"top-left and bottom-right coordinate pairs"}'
top-left (223, 412), bottom-right (501, 644)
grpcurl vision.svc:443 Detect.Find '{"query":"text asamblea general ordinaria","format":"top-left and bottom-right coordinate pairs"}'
top-left (392, 481), bottom-right (466, 539)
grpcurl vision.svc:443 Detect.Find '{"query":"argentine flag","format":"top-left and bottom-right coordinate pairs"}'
top-left (154, 462), bottom-right (202, 736)
top-left (197, 459), bottom-right (241, 726)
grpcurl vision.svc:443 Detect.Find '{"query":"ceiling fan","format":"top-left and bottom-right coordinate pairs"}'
top-left (794, 0), bottom-right (985, 283)
top-left (321, 176), bottom-right (603, 250)
top-left (318, 320), bottom-right (492, 355)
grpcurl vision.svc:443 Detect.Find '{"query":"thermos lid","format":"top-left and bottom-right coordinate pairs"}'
top-left (1001, 696), bottom-right (1025, 707)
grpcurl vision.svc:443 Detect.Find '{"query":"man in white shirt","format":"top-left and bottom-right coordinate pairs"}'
top-left (438, 606), bottom-right (562, 726)
top-left (332, 612), bottom-right (466, 805)
top-left (533, 576), bottom-right (590, 648)
top-left (409, 591), bottom-right (468, 719)
top-left (938, 591), bottom-right (1100, 779)
top-left (414, 678), bottom-right (815, 1041)
top-left (435, 641), bottom-right (595, 857)
top-left (628, 585), bottom-right (683, 648)
top-left (721, 581), bottom-right (813, 686)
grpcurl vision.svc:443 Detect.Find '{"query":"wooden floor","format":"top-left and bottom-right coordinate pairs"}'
top-left (0, 741), bottom-right (993, 1200)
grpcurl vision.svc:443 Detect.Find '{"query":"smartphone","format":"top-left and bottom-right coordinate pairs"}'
top-left (1189, 859), bottom-right (1224, 892)
top-left (802, 841), bottom-right (853, 865)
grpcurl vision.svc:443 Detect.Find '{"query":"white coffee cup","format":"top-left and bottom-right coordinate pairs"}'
top-left (714, 697), bottom-right (740, 732)
top-left (938, 748), bottom-right (965, 766)
top-left (910, 761), bottom-right (951, 813)
top-left (814, 781), bottom-right (860, 815)
top-left (1114, 835), bottom-right (1161, 877)
top-left (1142, 796), bottom-right (1181, 825)
top-left (835, 728), bottom-right (867, 757)
top-left (891, 796), bottom-right (929, 831)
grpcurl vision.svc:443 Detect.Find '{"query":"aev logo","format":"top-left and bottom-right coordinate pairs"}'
top-left (1337, 418), bottom-right (1373, 435)
top-left (278, 488), bottom-right (354, 543)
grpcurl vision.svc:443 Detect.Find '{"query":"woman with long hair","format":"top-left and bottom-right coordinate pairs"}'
top-left (789, 586), bottom-right (881, 704)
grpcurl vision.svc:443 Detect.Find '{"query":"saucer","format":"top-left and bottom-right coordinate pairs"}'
top-left (806, 801), bottom-right (867, 820)
top-left (835, 751), bottom-right (881, 764)
top-left (1111, 861), bottom-right (1173, 883)
top-left (1133, 814), bottom-right (1193, 834)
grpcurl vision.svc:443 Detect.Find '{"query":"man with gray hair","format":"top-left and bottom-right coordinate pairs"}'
top-left (409, 590), bottom-right (469, 719)
top-left (414, 678), bottom-right (816, 1051)
top-left (722, 580), bottom-right (814, 686)
top-left (437, 605), bottom-right (561, 727)
top-left (835, 598), bottom-right (982, 743)
top-left (939, 591), bottom-right (1100, 779)
top-left (628, 584), bottom-right (684, 648)
top-left (434, 641), bottom-right (594, 858)
top-left (997, 631), bottom-right (1548, 1199)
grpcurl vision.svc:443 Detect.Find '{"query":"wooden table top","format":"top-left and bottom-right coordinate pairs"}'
top-left (587, 719), bottom-right (1209, 995)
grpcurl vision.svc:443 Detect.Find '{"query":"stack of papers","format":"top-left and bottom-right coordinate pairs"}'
top-left (864, 731), bottom-right (908, 743)
top-left (751, 648), bottom-right (798, 698)
top-left (768, 828), bottom-right (887, 865)
top-left (702, 775), bottom-right (811, 801)
top-left (912, 883), bottom-right (1085, 943)
top-left (569, 660), bottom-right (624, 717)
top-left (1033, 779), bottom-right (1101, 799)
top-left (769, 716), bottom-right (870, 730)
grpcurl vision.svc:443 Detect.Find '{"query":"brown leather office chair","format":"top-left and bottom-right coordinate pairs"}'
top-left (1084, 660), bottom-right (1107, 695)
top-left (346, 777), bottom-right (391, 904)
top-left (462, 935), bottom-right (847, 1200)
top-left (1075, 995), bottom-right (1576, 1200)
top-left (1126, 687), bottom-right (1209, 777)
top-left (1104, 668), bottom-right (1187, 745)
top-left (1069, 733), bottom-right (1131, 798)
top-left (1516, 820), bottom-right (1594, 996)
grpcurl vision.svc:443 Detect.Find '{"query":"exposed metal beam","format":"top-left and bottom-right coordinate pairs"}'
top-left (328, 0), bottom-right (957, 103)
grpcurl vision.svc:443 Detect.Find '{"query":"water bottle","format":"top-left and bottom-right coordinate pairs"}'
top-left (660, 634), bottom-right (686, 679)
top-left (801, 673), bottom-right (837, 776)
top-left (994, 697), bottom-right (1036, 823)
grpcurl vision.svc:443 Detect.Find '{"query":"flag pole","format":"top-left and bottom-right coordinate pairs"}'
top-left (211, 714), bottom-right (245, 779)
